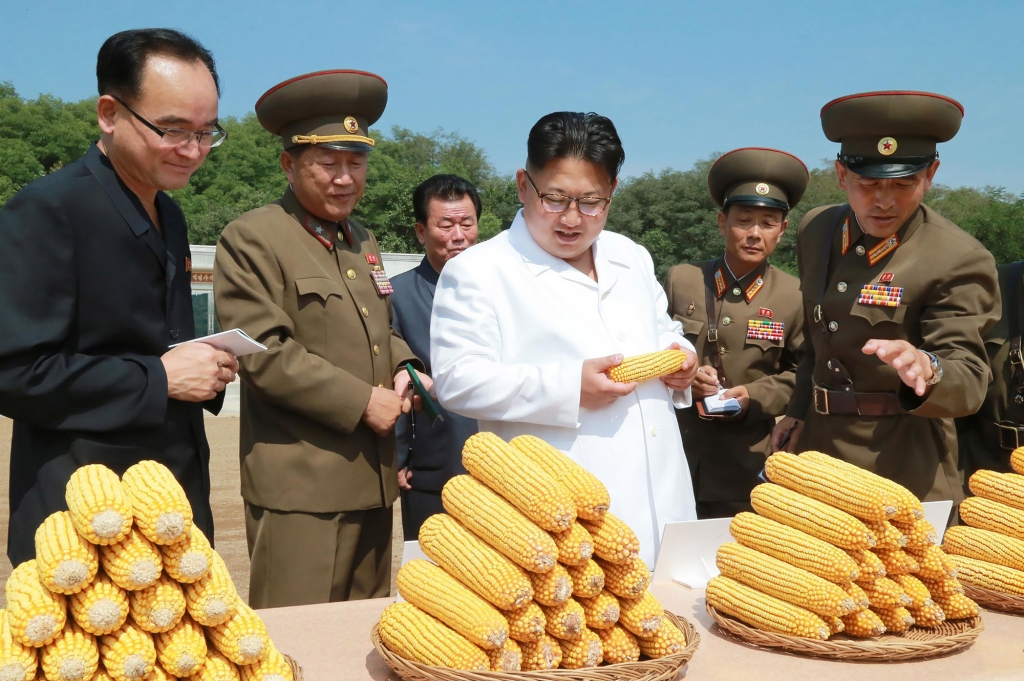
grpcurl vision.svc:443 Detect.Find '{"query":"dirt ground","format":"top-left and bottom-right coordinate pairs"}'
top-left (0, 417), bottom-right (405, 606)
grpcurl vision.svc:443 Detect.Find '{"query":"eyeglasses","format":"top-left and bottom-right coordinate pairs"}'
top-left (524, 171), bottom-right (611, 216)
top-left (112, 96), bottom-right (227, 149)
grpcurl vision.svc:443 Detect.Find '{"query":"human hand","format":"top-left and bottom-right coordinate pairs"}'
top-left (581, 354), bottom-right (637, 410)
top-left (161, 343), bottom-right (237, 402)
top-left (690, 365), bottom-right (721, 398)
top-left (660, 342), bottom-right (698, 391)
top-left (394, 368), bottom-right (434, 412)
top-left (771, 416), bottom-right (804, 453)
top-left (362, 386), bottom-right (404, 436)
top-left (722, 385), bottom-right (750, 414)
top-left (397, 467), bottom-right (413, 491)
top-left (862, 339), bottom-right (935, 397)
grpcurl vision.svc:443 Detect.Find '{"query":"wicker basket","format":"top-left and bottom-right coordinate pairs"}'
top-left (284, 654), bottom-right (304, 680)
top-left (372, 611), bottom-right (699, 681)
top-left (707, 603), bottom-right (982, 661)
top-left (963, 583), bottom-right (1024, 616)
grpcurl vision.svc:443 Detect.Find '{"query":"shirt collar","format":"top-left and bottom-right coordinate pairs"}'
top-left (507, 209), bottom-right (630, 279)
top-left (415, 255), bottom-right (441, 286)
top-left (281, 187), bottom-right (352, 250)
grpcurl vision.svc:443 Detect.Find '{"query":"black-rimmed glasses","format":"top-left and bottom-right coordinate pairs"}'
top-left (112, 96), bottom-right (227, 149)
top-left (524, 171), bottom-right (611, 216)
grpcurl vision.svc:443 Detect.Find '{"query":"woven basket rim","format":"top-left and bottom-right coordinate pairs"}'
top-left (706, 603), bottom-right (983, 662)
top-left (962, 583), bottom-right (1024, 616)
top-left (372, 610), bottom-right (700, 680)
top-left (283, 653), bottom-right (304, 680)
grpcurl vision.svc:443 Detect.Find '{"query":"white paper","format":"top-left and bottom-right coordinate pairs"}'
top-left (703, 388), bottom-right (742, 415)
top-left (171, 328), bottom-right (267, 356)
top-left (922, 500), bottom-right (954, 540)
top-left (652, 516), bottom-right (734, 589)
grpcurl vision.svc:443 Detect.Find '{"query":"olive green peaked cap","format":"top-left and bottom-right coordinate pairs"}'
top-left (255, 69), bottom-right (388, 152)
top-left (821, 91), bottom-right (964, 178)
top-left (708, 147), bottom-right (809, 212)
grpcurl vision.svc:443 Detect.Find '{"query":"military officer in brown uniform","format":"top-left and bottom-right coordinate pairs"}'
top-left (772, 91), bottom-right (1000, 505)
top-left (665, 148), bottom-right (808, 518)
top-left (213, 70), bottom-right (425, 607)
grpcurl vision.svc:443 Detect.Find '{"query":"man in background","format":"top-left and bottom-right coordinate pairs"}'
top-left (392, 174), bottom-right (480, 539)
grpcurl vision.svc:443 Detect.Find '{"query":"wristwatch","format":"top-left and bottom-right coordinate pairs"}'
top-left (922, 351), bottom-right (943, 386)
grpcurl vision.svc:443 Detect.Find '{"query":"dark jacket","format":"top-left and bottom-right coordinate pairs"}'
top-left (0, 143), bottom-right (220, 565)
top-left (391, 257), bottom-right (477, 492)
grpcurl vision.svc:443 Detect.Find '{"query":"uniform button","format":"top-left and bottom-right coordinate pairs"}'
top-left (378, 383), bottom-right (385, 388)
top-left (361, 306), bottom-right (369, 317)
top-left (722, 317), bottom-right (731, 326)
top-left (719, 347), bottom-right (726, 356)
top-left (732, 287), bottom-right (742, 296)
top-left (1016, 395), bottom-right (1024, 405)
top-left (856, 245), bottom-right (866, 256)
top-left (829, 321), bottom-right (839, 332)
top-left (169, 329), bottom-right (179, 340)
top-left (373, 344), bottom-right (380, 355)
top-left (651, 426), bottom-right (659, 437)
top-left (347, 269), bottom-right (356, 279)
top-left (618, 332), bottom-right (628, 341)
top-left (837, 282), bottom-right (848, 293)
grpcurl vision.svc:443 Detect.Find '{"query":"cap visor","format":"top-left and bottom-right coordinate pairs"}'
top-left (723, 196), bottom-right (790, 212)
top-left (844, 159), bottom-right (932, 179)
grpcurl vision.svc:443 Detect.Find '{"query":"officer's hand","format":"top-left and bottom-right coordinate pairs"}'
top-left (397, 467), bottom-right (413, 491)
top-left (771, 416), bottom-right (804, 453)
top-left (862, 339), bottom-right (935, 397)
top-left (394, 369), bottom-right (434, 412)
top-left (691, 365), bottom-right (721, 398)
top-left (660, 343), bottom-right (698, 391)
top-left (161, 343), bottom-right (237, 402)
top-left (722, 385), bottom-right (750, 414)
top-left (362, 386), bottom-right (404, 436)
top-left (581, 355), bottom-right (637, 410)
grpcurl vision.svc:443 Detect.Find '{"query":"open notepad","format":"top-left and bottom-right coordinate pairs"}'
top-left (702, 388), bottom-right (742, 416)
top-left (171, 329), bottom-right (267, 356)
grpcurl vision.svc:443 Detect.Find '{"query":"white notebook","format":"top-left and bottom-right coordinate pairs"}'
top-left (171, 329), bottom-right (267, 356)
top-left (703, 388), bottom-right (742, 416)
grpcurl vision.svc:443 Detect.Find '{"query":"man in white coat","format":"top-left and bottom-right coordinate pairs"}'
top-left (431, 111), bottom-right (698, 564)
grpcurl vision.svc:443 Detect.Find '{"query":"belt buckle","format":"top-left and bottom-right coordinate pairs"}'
top-left (813, 386), bottom-right (829, 415)
top-left (997, 421), bottom-right (1022, 450)
top-left (812, 305), bottom-right (823, 323)
top-left (707, 329), bottom-right (718, 343)
top-left (1010, 348), bottom-right (1023, 366)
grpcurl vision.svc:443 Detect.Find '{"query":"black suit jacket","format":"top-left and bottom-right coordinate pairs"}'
top-left (0, 143), bottom-right (219, 564)
top-left (391, 257), bottom-right (477, 492)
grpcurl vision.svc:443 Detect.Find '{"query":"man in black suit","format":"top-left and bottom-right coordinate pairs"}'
top-left (0, 29), bottom-right (237, 565)
top-left (392, 175), bottom-right (480, 539)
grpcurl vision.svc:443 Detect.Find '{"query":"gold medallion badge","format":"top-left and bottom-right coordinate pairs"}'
top-left (344, 116), bottom-right (359, 134)
top-left (878, 136), bottom-right (897, 156)
top-left (755, 182), bottom-right (770, 196)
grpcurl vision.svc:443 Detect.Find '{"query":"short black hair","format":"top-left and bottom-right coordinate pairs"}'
top-left (526, 112), bottom-right (625, 183)
top-left (413, 174), bottom-right (482, 225)
top-left (97, 28), bottom-right (219, 101)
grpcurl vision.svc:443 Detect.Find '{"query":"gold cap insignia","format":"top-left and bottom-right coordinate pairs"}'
top-left (878, 136), bottom-right (897, 156)
top-left (344, 116), bottom-right (359, 134)
top-left (755, 182), bottom-right (770, 196)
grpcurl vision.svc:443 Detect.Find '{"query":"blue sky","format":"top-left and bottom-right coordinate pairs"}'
top-left (4, 0), bottom-right (1023, 192)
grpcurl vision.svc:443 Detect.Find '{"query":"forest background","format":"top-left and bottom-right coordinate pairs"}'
top-left (4, 83), bottom-right (1024, 278)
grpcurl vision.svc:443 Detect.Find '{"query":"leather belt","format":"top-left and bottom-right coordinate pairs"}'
top-left (813, 386), bottom-right (903, 416)
top-left (997, 420), bottom-right (1024, 450)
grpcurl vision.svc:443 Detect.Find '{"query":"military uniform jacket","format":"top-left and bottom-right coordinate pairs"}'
top-left (0, 144), bottom-right (220, 565)
top-left (665, 259), bottom-right (804, 501)
top-left (788, 204), bottom-right (999, 502)
top-left (213, 189), bottom-right (421, 513)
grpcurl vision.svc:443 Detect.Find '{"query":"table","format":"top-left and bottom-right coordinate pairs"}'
top-left (257, 581), bottom-right (1024, 680)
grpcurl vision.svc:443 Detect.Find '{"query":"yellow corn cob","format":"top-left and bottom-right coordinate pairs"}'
top-left (549, 523), bottom-right (594, 566)
top-left (959, 496), bottom-right (1024, 540)
top-left (874, 548), bottom-right (919, 576)
top-left (764, 453), bottom-right (894, 521)
top-left (845, 549), bottom-right (886, 580)
top-left (65, 466), bottom-right (133, 546)
top-left (486, 638), bottom-right (520, 672)
top-left (441, 475), bottom-right (558, 573)
top-left (969, 470), bottom-right (1024, 511)
top-left (461, 433), bottom-right (576, 532)
top-left (502, 602), bottom-right (545, 643)
top-left (909, 603), bottom-right (946, 628)
top-left (932, 592), bottom-right (979, 620)
top-left (68, 573), bottom-right (128, 637)
top-left (509, 435), bottom-right (611, 521)
top-left (901, 519), bottom-right (939, 550)
top-left (871, 606), bottom-right (914, 633)
top-left (578, 513), bottom-right (640, 565)
top-left (750, 484), bottom-right (877, 550)
top-left (893, 574), bottom-right (934, 609)
top-left (127, 574), bottom-right (185, 634)
top-left (557, 626), bottom-right (603, 668)
top-left (161, 525), bottom-right (212, 584)
top-left (518, 633), bottom-right (561, 671)
top-left (845, 582), bottom-right (870, 611)
top-left (730, 513), bottom-right (860, 585)
top-left (539, 599), bottom-right (585, 641)
top-left (577, 590), bottom-right (620, 630)
top-left (636, 620), bottom-right (688, 658)
top-left (943, 524), bottom-right (1024, 571)
top-left (616, 591), bottom-right (664, 638)
top-left (154, 614), bottom-right (206, 677)
top-left (35, 512), bottom-right (100, 596)
top-left (840, 609), bottom-right (886, 637)
top-left (378, 602), bottom-right (488, 671)
top-left (99, 530), bottom-right (162, 592)
top-left (606, 349), bottom-right (686, 384)
top-left (904, 545), bottom-right (951, 580)
top-left (800, 451), bottom-right (921, 522)
top-left (857, 577), bottom-right (912, 609)
top-left (40, 620), bottom-right (98, 681)
top-left (946, 554), bottom-right (1024, 595)
top-left (822, 615), bottom-right (844, 635)
top-left (91, 669), bottom-right (117, 681)
top-left (920, 576), bottom-right (964, 597)
top-left (595, 624), bottom-right (639, 663)
top-left (597, 558), bottom-right (648, 599)
top-left (418, 514), bottom-right (533, 609)
top-left (98, 622), bottom-right (155, 681)
top-left (183, 552), bottom-right (238, 627)
top-left (864, 520), bottom-right (907, 550)
top-left (6, 560), bottom-right (66, 647)
top-left (120, 462), bottom-right (192, 546)
top-left (565, 560), bottom-right (605, 599)
top-left (238, 643), bottom-right (292, 681)
top-left (526, 564), bottom-right (571, 606)
top-left (208, 604), bottom-right (268, 666)
top-left (194, 648), bottom-right (240, 681)
top-left (396, 560), bottom-right (508, 650)
top-left (1012, 447), bottom-right (1024, 475)
top-left (0, 608), bottom-right (37, 681)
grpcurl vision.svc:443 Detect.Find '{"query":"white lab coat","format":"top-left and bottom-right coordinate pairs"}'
top-left (430, 210), bottom-right (697, 564)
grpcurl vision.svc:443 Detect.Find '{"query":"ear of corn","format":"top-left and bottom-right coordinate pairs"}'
top-left (822, 614), bottom-right (844, 635)
top-left (799, 451), bottom-right (921, 522)
top-left (840, 609), bottom-right (886, 637)
top-left (127, 574), bottom-right (185, 634)
top-left (892, 574), bottom-right (934, 609)
top-left (99, 530), bottom-right (162, 592)
top-left (874, 548), bottom-right (920, 577)
top-left (461, 433), bottom-right (576, 532)
top-left (905, 545), bottom-right (952, 580)
top-left (857, 577), bottom-right (912, 609)
top-left (549, 523), bottom-right (594, 566)
top-left (418, 514), bottom-right (533, 610)
top-left (968, 470), bottom-right (1024, 511)
top-left (208, 604), bottom-right (268, 666)
top-left (920, 576), bottom-right (964, 597)
top-left (577, 591), bottom-right (620, 630)
top-left (901, 519), bottom-right (939, 550)
top-left (870, 606), bottom-right (915, 633)
top-left (750, 484), bottom-right (877, 550)
top-left (518, 633), bottom-right (561, 671)
top-left (239, 643), bottom-right (293, 681)
top-left (908, 603), bottom-right (946, 628)
top-left (378, 602), bottom-right (488, 671)
top-left (6, 560), bottom-right (67, 647)
top-left (68, 573), bottom-right (128, 637)
top-left (396, 560), bottom-right (508, 650)
top-left (597, 558), bottom-right (648, 599)
top-left (0, 608), bottom-right (37, 681)
top-left (946, 554), bottom-right (1024, 595)
top-left (943, 524), bottom-right (1024, 571)
top-left (579, 513), bottom-right (639, 565)
top-left (764, 453), bottom-right (895, 521)
top-left (959, 497), bottom-right (1024, 541)
top-left (160, 525), bottom-right (212, 584)
top-left (40, 620), bottom-right (98, 681)
top-left (183, 552), bottom-right (238, 627)
top-left (539, 600), bottom-right (585, 641)
top-left (729, 513), bottom-right (860, 584)
top-left (616, 591), bottom-right (664, 638)
top-left (556, 627), bottom-right (602, 668)
top-left (595, 624), bottom-right (639, 663)
top-left (154, 614), bottom-right (206, 677)
top-left (35, 512), bottom-right (99, 595)
top-left (635, 620), bottom-right (688, 658)
top-left (121, 462), bottom-right (192, 545)
top-left (527, 564), bottom-right (572, 606)
top-left (98, 622), bottom-right (155, 681)
top-left (565, 560), bottom-right (606, 599)
top-left (501, 602), bottom-right (545, 643)
top-left (863, 520), bottom-right (907, 550)
top-left (845, 582), bottom-right (870, 611)
top-left (606, 349), bottom-right (686, 384)
top-left (931, 592), bottom-right (979, 620)
top-left (1011, 447), bottom-right (1024, 476)
top-left (194, 648), bottom-right (241, 681)
top-left (509, 435), bottom-right (610, 521)
top-left (65, 466), bottom-right (133, 546)
top-left (844, 549), bottom-right (886, 581)
top-left (486, 638), bottom-right (520, 672)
